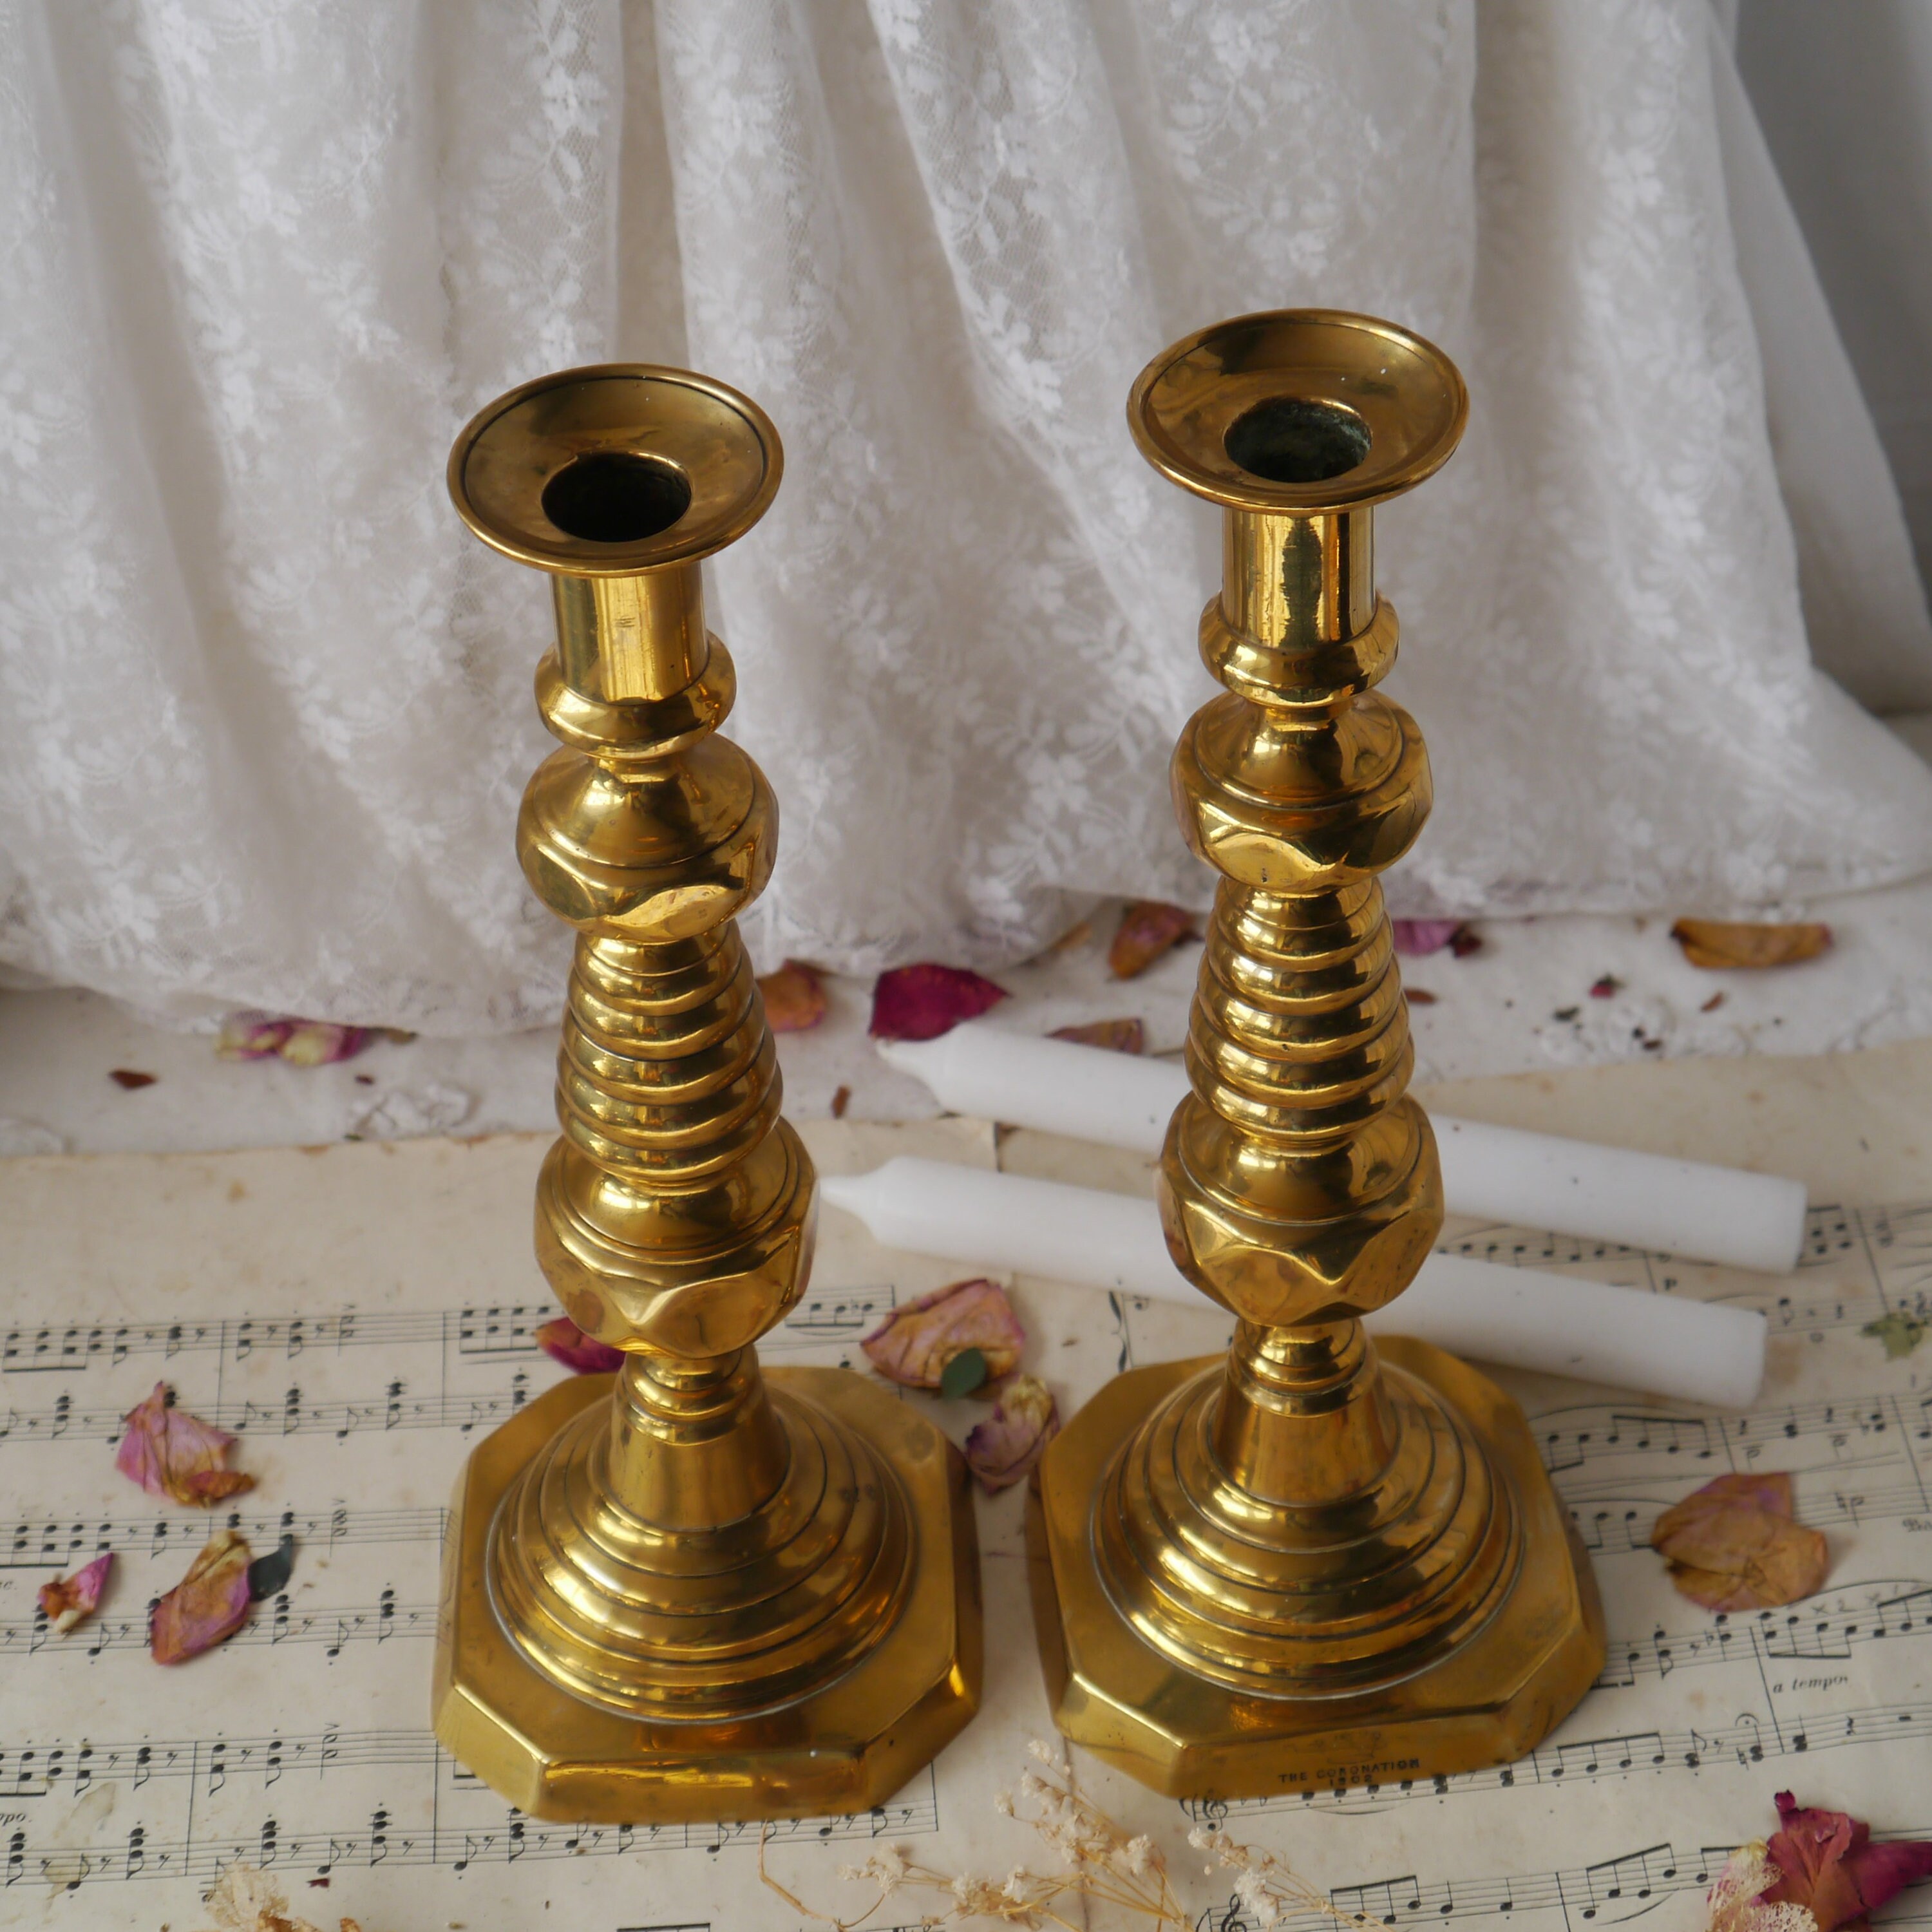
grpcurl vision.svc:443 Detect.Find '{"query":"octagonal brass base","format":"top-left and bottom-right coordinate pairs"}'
top-left (435, 1368), bottom-right (981, 1823)
top-left (1027, 1336), bottom-right (1604, 1799)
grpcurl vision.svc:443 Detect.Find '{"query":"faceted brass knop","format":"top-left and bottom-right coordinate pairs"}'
top-left (1029, 313), bottom-right (1604, 1799)
top-left (432, 365), bottom-right (980, 1823)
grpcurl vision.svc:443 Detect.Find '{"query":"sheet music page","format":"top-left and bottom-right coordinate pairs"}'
top-left (1, 1090), bottom-right (1930, 1930)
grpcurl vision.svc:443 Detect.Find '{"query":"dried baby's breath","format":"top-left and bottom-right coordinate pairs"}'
top-left (763, 1743), bottom-right (1363, 1932)
top-left (1188, 1824), bottom-right (1383, 1932)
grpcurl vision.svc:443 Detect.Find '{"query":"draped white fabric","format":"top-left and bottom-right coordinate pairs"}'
top-left (3, 0), bottom-right (1931, 1031)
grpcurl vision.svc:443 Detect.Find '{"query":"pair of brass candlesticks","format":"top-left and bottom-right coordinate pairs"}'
top-left (431, 314), bottom-right (1604, 1821)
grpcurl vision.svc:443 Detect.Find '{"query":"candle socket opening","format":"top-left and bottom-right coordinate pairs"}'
top-left (1225, 398), bottom-right (1370, 485)
top-left (543, 453), bottom-right (692, 544)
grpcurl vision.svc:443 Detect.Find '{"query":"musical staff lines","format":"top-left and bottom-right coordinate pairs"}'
top-left (0, 1593), bottom-right (435, 1661)
top-left (0, 1741), bottom-right (938, 1891)
top-left (1540, 1388), bottom-right (1932, 1555)
top-left (1186, 1575), bottom-right (1932, 1820)
top-left (0, 1287), bottom-right (896, 1383)
top-left (1197, 1832), bottom-right (1932, 1932)
top-left (0, 1503), bottom-right (444, 1573)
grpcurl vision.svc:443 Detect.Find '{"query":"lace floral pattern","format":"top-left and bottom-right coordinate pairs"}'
top-left (1, 0), bottom-right (1929, 1029)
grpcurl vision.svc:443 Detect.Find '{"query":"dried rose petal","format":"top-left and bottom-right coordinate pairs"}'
top-left (869, 964), bottom-right (1008, 1042)
top-left (862, 1278), bottom-right (1024, 1390)
top-left (1650, 1472), bottom-right (1828, 1611)
top-left (830, 1083), bottom-right (852, 1119)
top-left (1405, 989), bottom-right (1439, 1007)
top-left (535, 1316), bottom-right (624, 1375)
top-left (1765, 1792), bottom-right (1932, 1932)
top-left (1448, 924), bottom-right (1482, 958)
top-left (1392, 919), bottom-right (1461, 956)
top-left (151, 1529), bottom-right (253, 1664)
top-left (1672, 919), bottom-right (1833, 970)
top-left (1049, 1018), bottom-right (1146, 1054)
top-left (115, 1383), bottom-right (255, 1506)
top-left (759, 960), bottom-right (829, 1034)
top-left (964, 1376), bottom-right (1059, 1492)
top-left (109, 1068), bottom-right (156, 1090)
top-left (1591, 974), bottom-right (1623, 998)
top-left (1108, 902), bottom-right (1195, 979)
top-left (39, 1552), bottom-right (112, 1634)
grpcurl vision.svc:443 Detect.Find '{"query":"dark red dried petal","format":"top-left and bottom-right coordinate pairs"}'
top-left (869, 964), bottom-right (1007, 1042)
top-left (1765, 1792), bottom-right (1932, 1932)
top-left (535, 1317), bottom-right (624, 1375)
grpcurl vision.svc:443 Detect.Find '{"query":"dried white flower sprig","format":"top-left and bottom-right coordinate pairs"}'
top-left (1188, 1822), bottom-right (1382, 1932)
top-left (1704, 1842), bottom-right (1817, 1932)
top-left (762, 1739), bottom-right (1383, 1931)
top-left (762, 1740), bottom-right (1187, 1930)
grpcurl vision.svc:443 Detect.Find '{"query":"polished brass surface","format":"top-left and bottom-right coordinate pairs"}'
top-left (1030, 312), bottom-right (1603, 1797)
top-left (433, 364), bottom-right (980, 1821)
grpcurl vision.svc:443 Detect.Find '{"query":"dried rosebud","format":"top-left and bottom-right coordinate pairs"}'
top-left (1048, 1018), bottom-right (1146, 1054)
top-left (1765, 1792), bottom-right (1932, 1932)
top-left (1671, 919), bottom-right (1833, 970)
top-left (151, 1529), bottom-right (253, 1664)
top-left (115, 1383), bottom-right (255, 1506)
top-left (278, 1022), bottom-right (368, 1066)
top-left (869, 964), bottom-right (1007, 1042)
top-left (1650, 1472), bottom-right (1828, 1611)
top-left (759, 960), bottom-right (829, 1034)
top-left (535, 1316), bottom-right (624, 1375)
top-left (216, 1013), bottom-right (369, 1065)
top-left (1392, 920), bottom-right (1461, 956)
top-left (964, 1376), bottom-right (1059, 1492)
top-left (38, 1552), bottom-right (111, 1634)
top-left (216, 1013), bottom-right (295, 1061)
top-left (1108, 902), bottom-right (1195, 979)
top-left (862, 1278), bottom-right (1023, 1390)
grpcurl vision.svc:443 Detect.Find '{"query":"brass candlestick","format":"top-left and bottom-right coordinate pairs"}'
top-left (1029, 312), bottom-right (1603, 1797)
top-left (432, 365), bottom-right (980, 1823)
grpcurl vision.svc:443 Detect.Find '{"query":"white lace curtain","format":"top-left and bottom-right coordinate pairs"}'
top-left (4, 0), bottom-right (1931, 1032)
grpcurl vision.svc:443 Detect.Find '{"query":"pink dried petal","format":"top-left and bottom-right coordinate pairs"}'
top-left (1766, 1792), bottom-right (1932, 1932)
top-left (1049, 1018), bottom-right (1146, 1054)
top-left (216, 1012), bottom-right (295, 1061)
top-left (278, 1021), bottom-right (369, 1066)
top-left (535, 1316), bottom-right (624, 1375)
top-left (151, 1530), bottom-right (253, 1664)
top-left (964, 1376), bottom-right (1059, 1492)
top-left (869, 965), bottom-right (1007, 1043)
top-left (759, 960), bottom-right (829, 1034)
top-left (1108, 902), bottom-right (1195, 979)
top-left (862, 1278), bottom-right (1025, 1389)
top-left (115, 1382), bottom-right (256, 1507)
top-left (1392, 920), bottom-right (1461, 956)
top-left (39, 1552), bottom-right (112, 1634)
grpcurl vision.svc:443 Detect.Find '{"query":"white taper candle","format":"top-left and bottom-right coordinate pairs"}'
top-left (876, 1023), bottom-right (1806, 1275)
top-left (819, 1156), bottom-right (1766, 1407)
